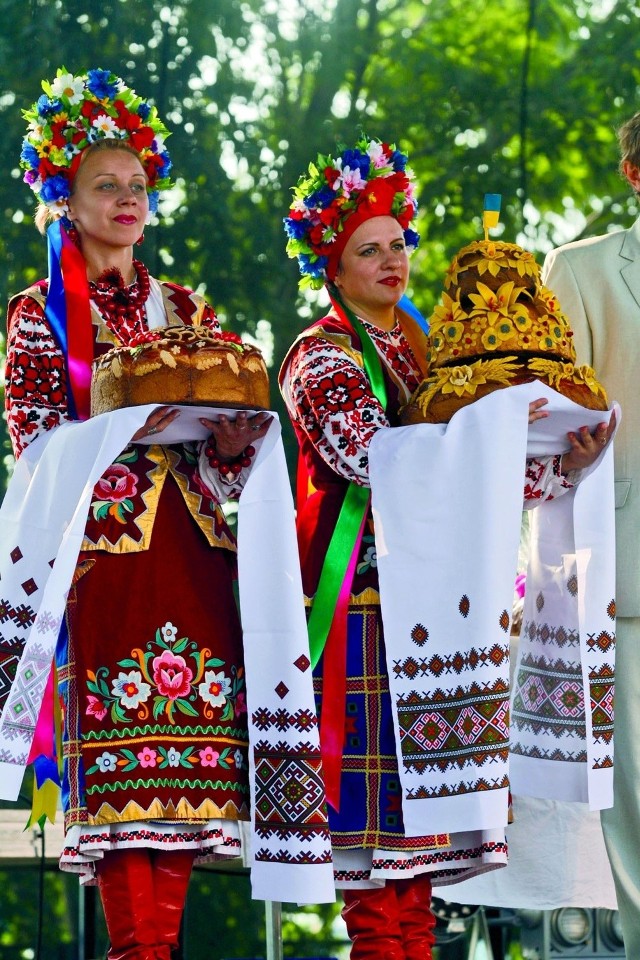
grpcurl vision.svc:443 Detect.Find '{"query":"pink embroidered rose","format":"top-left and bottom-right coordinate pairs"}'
top-left (152, 649), bottom-right (193, 700)
top-left (95, 463), bottom-right (138, 502)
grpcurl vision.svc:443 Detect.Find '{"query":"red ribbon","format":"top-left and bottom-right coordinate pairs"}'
top-left (319, 508), bottom-right (368, 810)
top-left (60, 227), bottom-right (93, 420)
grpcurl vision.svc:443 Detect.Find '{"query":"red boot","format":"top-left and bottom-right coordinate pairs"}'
top-left (151, 849), bottom-right (196, 954)
top-left (396, 874), bottom-right (436, 960)
top-left (341, 885), bottom-right (404, 960)
top-left (96, 848), bottom-right (161, 960)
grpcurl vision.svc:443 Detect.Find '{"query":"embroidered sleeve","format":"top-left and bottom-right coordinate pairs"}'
top-left (282, 334), bottom-right (390, 486)
top-left (198, 301), bottom-right (220, 332)
top-left (524, 455), bottom-right (577, 506)
top-left (5, 295), bottom-right (70, 459)
top-left (197, 442), bottom-right (257, 503)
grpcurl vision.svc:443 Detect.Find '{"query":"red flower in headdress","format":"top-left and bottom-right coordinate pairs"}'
top-left (129, 126), bottom-right (156, 153)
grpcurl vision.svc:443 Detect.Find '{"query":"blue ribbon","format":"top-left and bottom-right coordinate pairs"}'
top-left (45, 221), bottom-right (77, 419)
top-left (398, 293), bottom-right (429, 334)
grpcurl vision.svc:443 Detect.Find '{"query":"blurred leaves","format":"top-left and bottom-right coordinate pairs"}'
top-left (1, 0), bottom-right (639, 474)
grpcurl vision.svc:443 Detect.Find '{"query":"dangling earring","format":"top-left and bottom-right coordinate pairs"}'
top-left (66, 224), bottom-right (80, 245)
top-left (136, 234), bottom-right (145, 246)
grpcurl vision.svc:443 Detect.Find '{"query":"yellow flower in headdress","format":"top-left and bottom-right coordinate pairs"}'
top-left (538, 322), bottom-right (567, 352)
top-left (480, 319), bottom-right (516, 350)
top-left (538, 288), bottom-right (565, 318)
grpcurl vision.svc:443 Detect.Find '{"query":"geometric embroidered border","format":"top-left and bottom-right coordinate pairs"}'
top-left (406, 772), bottom-right (510, 800)
top-left (253, 740), bottom-right (328, 834)
top-left (251, 707), bottom-right (318, 735)
top-left (510, 741), bottom-right (587, 764)
top-left (520, 618), bottom-right (579, 649)
top-left (590, 663), bottom-right (614, 744)
top-left (511, 653), bottom-right (586, 740)
top-left (396, 678), bottom-right (510, 775)
top-left (393, 643), bottom-right (509, 681)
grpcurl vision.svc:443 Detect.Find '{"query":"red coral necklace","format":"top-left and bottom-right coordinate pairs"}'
top-left (89, 259), bottom-right (151, 344)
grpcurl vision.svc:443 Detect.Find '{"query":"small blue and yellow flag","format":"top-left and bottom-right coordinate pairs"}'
top-left (483, 193), bottom-right (501, 240)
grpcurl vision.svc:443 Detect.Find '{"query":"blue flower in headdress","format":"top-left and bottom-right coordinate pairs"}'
top-left (404, 228), bottom-right (420, 250)
top-left (137, 101), bottom-right (151, 121)
top-left (299, 253), bottom-right (328, 278)
top-left (340, 149), bottom-right (370, 177)
top-left (20, 143), bottom-right (40, 169)
top-left (86, 69), bottom-right (119, 101)
top-left (156, 156), bottom-right (172, 178)
top-left (390, 149), bottom-right (408, 171)
top-left (304, 186), bottom-right (335, 210)
top-left (39, 174), bottom-right (70, 204)
top-left (283, 217), bottom-right (308, 240)
top-left (63, 142), bottom-right (81, 161)
top-left (36, 95), bottom-right (63, 117)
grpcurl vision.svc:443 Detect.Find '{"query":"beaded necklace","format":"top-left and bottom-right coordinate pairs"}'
top-left (89, 259), bottom-right (151, 344)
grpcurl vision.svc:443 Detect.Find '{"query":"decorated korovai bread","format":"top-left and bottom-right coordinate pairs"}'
top-left (91, 325), bottom-right (270, 415)
top-left (401, 200), bottom-right (607, 425)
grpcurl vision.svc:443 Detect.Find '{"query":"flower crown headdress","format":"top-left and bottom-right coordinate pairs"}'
top-left (284, 135), bottom-right (420, 290)
top-left (20, 67), bottom-right (172, 220)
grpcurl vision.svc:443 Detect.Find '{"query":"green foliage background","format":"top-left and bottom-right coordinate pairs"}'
top-left (1, 0), bottom-right (640, 477)
top-left (1, 0), bottom-right (639, 955)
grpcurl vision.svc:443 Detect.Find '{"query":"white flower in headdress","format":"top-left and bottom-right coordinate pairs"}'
top-left (368, 140), bottom-right (388, 169)
top-left (51, 73), bottom-right (85, 105)
top-left (91, 114), bottom-right (119, 137)
top-left (27, 119), bottom-right (45, 142)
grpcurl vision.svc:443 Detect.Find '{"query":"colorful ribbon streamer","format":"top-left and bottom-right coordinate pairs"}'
top-left (45, 221), bottom-right (93, 421)
top-left (25, 221), bottom-right (95, 828)
top-left (306, 293), bottom-right (388, 810)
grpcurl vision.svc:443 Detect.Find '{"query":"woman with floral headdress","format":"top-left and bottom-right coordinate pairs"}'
top-left (3, 68), bottom-right (270, 960)
top-left (279, 137), bottom-right (613, 960)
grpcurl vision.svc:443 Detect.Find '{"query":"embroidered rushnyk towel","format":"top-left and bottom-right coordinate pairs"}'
top-left (0, 407), bottom-right (334, 904)
top-left (369, 382), bottom-right (617, 841)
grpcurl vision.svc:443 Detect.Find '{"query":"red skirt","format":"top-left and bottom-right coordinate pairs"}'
top-left (59, 474), bottom-right (250, 829)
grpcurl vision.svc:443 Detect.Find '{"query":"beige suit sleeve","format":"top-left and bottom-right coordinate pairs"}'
top-left (542, 249), bottom-right (593, 367)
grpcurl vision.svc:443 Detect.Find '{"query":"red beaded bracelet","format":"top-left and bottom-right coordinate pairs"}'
top-left (205, 439), bottom-right (255, 482)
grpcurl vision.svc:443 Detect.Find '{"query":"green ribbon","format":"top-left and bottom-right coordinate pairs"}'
top-left (307, 295), bottom-right (388, 668)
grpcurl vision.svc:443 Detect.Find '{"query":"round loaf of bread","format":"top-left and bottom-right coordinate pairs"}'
top-left (91, 325), bottom-right (270, 415)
